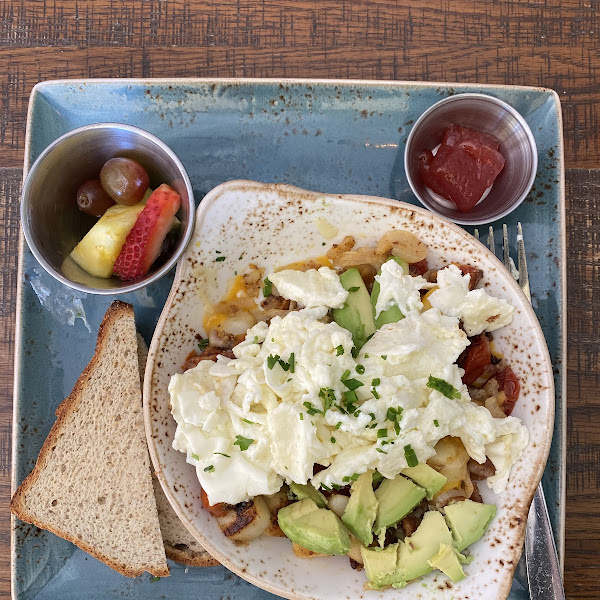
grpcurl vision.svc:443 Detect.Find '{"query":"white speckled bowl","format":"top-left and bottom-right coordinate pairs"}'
top-left (144, 180), bottom-right (554, 600)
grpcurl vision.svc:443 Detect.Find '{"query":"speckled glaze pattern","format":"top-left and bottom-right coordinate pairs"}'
top-left (13, 79), bottom-right (564, 600)
top-left (145, 180), bottom-right (554, 600)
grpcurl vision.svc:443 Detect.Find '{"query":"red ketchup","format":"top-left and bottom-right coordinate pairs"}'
top-left (418, 124), bottom-right (505, 212)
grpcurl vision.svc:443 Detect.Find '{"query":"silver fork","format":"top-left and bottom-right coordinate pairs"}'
top-left (474, 224), bottom-right (565, 600)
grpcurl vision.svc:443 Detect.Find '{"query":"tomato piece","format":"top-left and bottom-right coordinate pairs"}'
top-left (409, 258), bottom-right (429, 276)
top-left (200, 487), bottom-right (228, 517)
top-left (494, 366), bottom-right (520, 415)
top-left (460, 334), bottom-right (492, 385)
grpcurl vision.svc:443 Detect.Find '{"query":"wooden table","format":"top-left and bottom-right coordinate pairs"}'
top-left (1, 1), bottom-right (598, 598)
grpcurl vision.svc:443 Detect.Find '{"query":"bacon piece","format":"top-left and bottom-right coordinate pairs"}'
top-left (182, 346), bottom-right (235, 372)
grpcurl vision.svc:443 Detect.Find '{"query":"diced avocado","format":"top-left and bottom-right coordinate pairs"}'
top-left (428, 543), bottom-right (466, 583)
top-left (374, 474), bottom-right (426, 534)
top-left (401, 463), bottom-right (447, 500)
top-left (278, 498), bottom-right (350, 555)
top-left (289, 482), bottom-right (327, 508)
top-left (443, 499), bottom-right (496, 551)
top-left (371, 257), bottom-right (409, 329)
top-left (70, 202), bottom-right (145, 278)
top-left (361, 543), bottom-right (402, 589)
top-left (341, 471), bottom-right (378, 545)
top-left (333, 268), bottom-right (376, 351)
top-left (398, 510), bottom-right (453, 582)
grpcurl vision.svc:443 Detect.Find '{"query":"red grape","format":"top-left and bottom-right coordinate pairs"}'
top-left (100, 157), bottom-right (150, 206)
top-left (76, 179), bottom-right (115, 217)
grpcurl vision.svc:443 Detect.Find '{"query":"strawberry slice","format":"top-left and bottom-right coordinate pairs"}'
top-left (113, 183), bottom-right (181, 281)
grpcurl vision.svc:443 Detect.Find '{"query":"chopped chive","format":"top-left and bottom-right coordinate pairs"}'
top-left (267, 354), bottom-right (280, 369)
top-left (348, 286), bottom-right (360, 292)
top-left (433, 419), bottom-right (440, 427)
top-left (198, 338), bottom-right (209, 351)
top-left (377, 428), bottom-right (388, 438)
top-left (356, 364), bottom-right (365, 374)
top-left (343, 390), bottom-right (358, 406)
top-left (234, 435), bottom-right (254, 451)
top-left (289, 352), bottom-right (295, 373)
top-left (336, 345), bottom-right (344, 356)
top-left (371, 378), bottom-right (381, 387)
top-left (331, 437), bottom-right (336, 443)
top-left (215, 256), bottom-right (226, 262)
top-left (427, 376), bottom-right (462, 400)
top-left (404, 444), bottom-right (418, 467)
top-left (278, 358), bottom-right (290, 371)
top-left (381, 355), bottom-right (387, 360)
top-left (204, 465), bottom-right (215, 472)
top-left (214, 452), bottom-right (231, 458)
top-left (372, 388), bottom-right (380, 398)
top-left (321, 484), bottom-right (331, 492)
top-left (335, 421), bottom-right (342, 429)
top-left (242, 418), bottom-right (257, 424)
top-left (341, 369), bottom-right (351, 381)
top-left (215, 250), bottom-right (221, 254)
top-left (191, 453), bottom-right (200, 461)
top-left (303, 401), bottom-right (323, 416)
top-left (394, 421), bottom-right (400, 435)
top-left (150, 576), bottom-right (161, 582)
top-left (299, 413), bottom-right (304, 420)
top-left (318, 388), bottom-right (336, 412)
top-left (343, 378), bottom-right (364, 391)
top-left (364, 354), bottom-right (370, 358)
top-left (331, 483), bottom-right (341, 490)
top-left (263, 277), bottom-right (273, 296)
top-left (376, 448), bottom-right (388, 454)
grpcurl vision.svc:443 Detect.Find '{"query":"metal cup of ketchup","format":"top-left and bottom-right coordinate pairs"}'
top-left (404, 93), bottom-right (538, 225)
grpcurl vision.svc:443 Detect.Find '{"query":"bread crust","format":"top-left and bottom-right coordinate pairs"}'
top-left (10, 300), bottom-right (169, 578)
top-left (164, 544), bottom-right (220, 567)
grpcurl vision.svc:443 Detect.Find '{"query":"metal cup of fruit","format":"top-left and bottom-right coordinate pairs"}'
top-left (70, 157), bottom-right (181, 282)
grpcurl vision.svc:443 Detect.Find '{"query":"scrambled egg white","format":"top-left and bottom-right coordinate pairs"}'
top-left (374, 260), bottom-right (432, 318)
top-left (428, 264), bottom-right (515, 336)
top-left (268, 267), bottom-right (349, 309)
top-left (170, 264), bottom-right (528, 505)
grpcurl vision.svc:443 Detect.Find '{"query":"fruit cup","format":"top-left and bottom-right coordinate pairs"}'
top-left (21, 123), bottom-right (195, 294)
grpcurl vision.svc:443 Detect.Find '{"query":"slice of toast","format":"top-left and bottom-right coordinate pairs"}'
top-left (137, 333), bottom-right (218, 568)
top-left (11, 301), bottom-right (169, 578)
top-left (152, 475), bottom-right (220, 567)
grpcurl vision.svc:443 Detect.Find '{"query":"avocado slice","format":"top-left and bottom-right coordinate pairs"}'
top-left (278, 498), bottom-right (351, 555)
top-left (360, 543), bottom-right (403, 589)
top-left (289, 482), bottom-right (327, 508)
top-left (341, 471), bottom-right (378, 545)
top-left (370, 257), bottom-right (409, 329)
top-left (401, 463), bottom-right (447, 500)
top-left (332, 268), bottom-right (376, 352)
top-left (374, 474), bottom-right (426, 534)
top-left (427, 543), bottom-right (466, 583)
top-left (443, 499), bottom-right (497, 551)
top-left (398, 510), bottom-right (454, 582)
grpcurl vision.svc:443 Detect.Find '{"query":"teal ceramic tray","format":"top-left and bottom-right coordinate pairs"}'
top-left (12, 79), bottom-right (565, 600)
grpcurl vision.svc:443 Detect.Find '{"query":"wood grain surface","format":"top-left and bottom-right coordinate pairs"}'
top-left (1, 1), bottom-right (599, 598)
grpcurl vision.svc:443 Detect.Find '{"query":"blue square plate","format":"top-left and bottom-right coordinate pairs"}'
top-left (12, 79), bottom-right (565, 600)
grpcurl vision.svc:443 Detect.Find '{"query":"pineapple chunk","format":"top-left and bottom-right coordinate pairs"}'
top-left (70, 203), bottom-right (145, 278)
